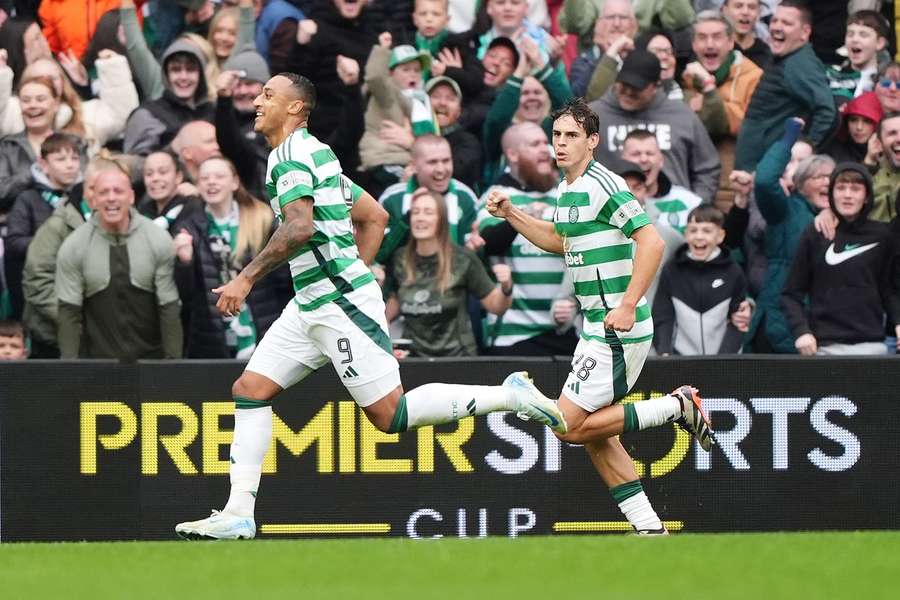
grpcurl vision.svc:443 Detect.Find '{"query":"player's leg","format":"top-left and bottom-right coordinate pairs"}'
top-left (176, 305), bottom-right (325, 540)
top-left (322, 286), bottom-right (566, 433)
top-left (556, 338), bottom-right (714, 449)
top-left (585, 437), bottom-right (667, 534)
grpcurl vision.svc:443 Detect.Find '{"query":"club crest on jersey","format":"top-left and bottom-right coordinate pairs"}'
top-left (568, 205), bottom-right (579, 223)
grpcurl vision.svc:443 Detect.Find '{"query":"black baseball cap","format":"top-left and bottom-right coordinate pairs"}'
top-left (606, 156), bottom-right (646, 182)
top-left (616, 49), bottom-right (661, 90)
top-left (487, 36), bottom-right (520, 69)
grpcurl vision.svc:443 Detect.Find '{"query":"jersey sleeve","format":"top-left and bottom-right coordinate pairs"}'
top-left (271, 160), bottom-right (316, 209)
top-left (597, 189), bottom-right (651, 237)
top-left (340, 174), bottom-right (364, 207)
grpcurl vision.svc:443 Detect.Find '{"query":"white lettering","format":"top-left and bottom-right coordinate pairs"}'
top-left (751, 398), bottom-right (810, 470)
top-left (407, 508), bottom-right (443, 539)
top-left (808, 397), bottom-right (860, 472)
top-left (485, 413), bottom-right (539, 474)
top-left (508, 508), bottom-right (536, 537)
top-left (695, 398), bottom-right (751, 470)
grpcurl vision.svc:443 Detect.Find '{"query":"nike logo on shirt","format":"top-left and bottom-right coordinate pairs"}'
top-left (824, 242), bottom-right (879, 265)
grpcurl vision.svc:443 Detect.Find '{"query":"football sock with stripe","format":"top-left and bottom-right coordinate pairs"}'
top-left (401, 383), bottom-right (514, 430)
top-left (610, 480), bottom-right (664, 532)
top-left (223, 397), bottom-right (272, 518)
top-left (623, 396), bottom-right (681, 432)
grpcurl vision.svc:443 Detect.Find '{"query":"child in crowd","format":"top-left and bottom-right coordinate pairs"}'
top-left (359, 32), bottom-right (437, 197)
top-left (4, 133), bottom-right (85, 320)
top-left (827, 10), bottom-right (889, 102)
top-left (653, 205), bottom-right (749, 356)
top-left (412, 0), bottom-right (481, 96)
top-left (0, 321), bottom-right (28, 360)
top-left (823, 91), bottom-right (883, 164)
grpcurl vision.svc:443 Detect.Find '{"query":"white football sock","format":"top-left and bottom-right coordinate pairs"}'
top-left (223, 404), bottom-right (272, 518)
top-left (632, 395), bottom-right (681, 430)
top-left (405, 383), bottom-right (514, 429)
top-left (619, 491), bottom-right (664, 531)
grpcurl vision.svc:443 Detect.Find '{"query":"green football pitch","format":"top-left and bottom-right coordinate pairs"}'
top-left (1, 532), bottom-right (898, 599)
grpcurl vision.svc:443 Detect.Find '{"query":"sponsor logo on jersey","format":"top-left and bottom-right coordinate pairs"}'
top-left (565, 252), bottom-right (585, 266)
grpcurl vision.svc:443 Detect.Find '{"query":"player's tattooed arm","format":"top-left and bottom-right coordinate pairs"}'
top-left (242, 198), bottom-right (315, 284)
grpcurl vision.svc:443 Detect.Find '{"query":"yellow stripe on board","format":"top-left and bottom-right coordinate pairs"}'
top-left (552, 520), bottom-right (684, 533)
top-left (261, 523), bottom-right (392, 535)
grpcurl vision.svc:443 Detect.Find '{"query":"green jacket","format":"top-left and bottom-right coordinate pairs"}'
top-left (482, 63), bottom-right (572, 184)
top-left (559, 0), bottom-right (695, 54)
top-left (56, 209), bottom-right (182, 360)
top-left (747, 138), bottom-right (818, 353)
top-left (870, 157), bottom-right (900, 223)
top-left (21, 200), bottom-right (87, 346)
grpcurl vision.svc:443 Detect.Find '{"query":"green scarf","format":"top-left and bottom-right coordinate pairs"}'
top-left (79, 199), bottom-right (91, 219)
top-left (403, 88), bottom-right (440, 137)
top-left (40, 189), bottom-right (67, 209)
top-left (207, 202), bottom-right (257, 358)
top-left (713, 51), bottom-right (736, 87)
top-left (415, 29), bottom-right (449, 80)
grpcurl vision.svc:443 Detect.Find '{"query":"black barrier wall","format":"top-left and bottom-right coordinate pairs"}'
top-left (1, 357), bottom-right (898, 541)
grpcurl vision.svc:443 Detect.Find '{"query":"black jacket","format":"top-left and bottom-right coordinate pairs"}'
top-left (4, 175), bottom-right (83, 319)
top-left (653, 245), bottom-right (748, 356)
top-left (137, 193), bottom-right (204, 236)
top-left (174, 209), bottom-right (293, 358)
top-left (782, 163), bottom-right (898, 346)
top-left (286, 2), bottom-right (378, 143)
top-left (443, 123), bottom-right (482, 191)
top-left (215, 96), bottom-right (270, 200)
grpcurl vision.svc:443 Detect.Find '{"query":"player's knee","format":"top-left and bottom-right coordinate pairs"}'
top-left (231, 377), bottom-right (257, 400)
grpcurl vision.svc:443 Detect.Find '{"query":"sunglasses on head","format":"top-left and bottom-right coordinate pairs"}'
top-left (879, 79), bottom-right (900, 90)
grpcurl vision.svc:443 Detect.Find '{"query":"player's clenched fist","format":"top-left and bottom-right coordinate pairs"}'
top-left (486, 190), bottom-right (512, 218)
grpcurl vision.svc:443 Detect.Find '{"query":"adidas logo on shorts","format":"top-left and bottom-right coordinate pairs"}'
top-left (342, 366), bottom-right (359, 379)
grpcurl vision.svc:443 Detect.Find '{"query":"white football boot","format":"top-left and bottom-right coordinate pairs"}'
top-left (503, 371), bottom-right (568, 434)
top-left (175, 510), bottom-right (256, 540)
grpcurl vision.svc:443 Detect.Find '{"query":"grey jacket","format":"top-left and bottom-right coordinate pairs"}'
top-left (588, 89), bottom-right (721, 204)
top-left (0, 131), bottom-right (36, 213)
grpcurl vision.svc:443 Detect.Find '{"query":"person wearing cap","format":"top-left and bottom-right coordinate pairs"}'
top-left (359, 32), bottom-right (437, 198)
top-left (458, 36), bottom-right (520, 139)
top-left (280, 0), bottom-right (377, 160)
top-left (123, 38), bottom-right (215, 156)
top-left (475, 122), bottom-right (575, 356)
top-left (426, 75), bottom-right (482, 190)
top-left (483, 35), bottom-right (573, 186)
top-left (588, 49), bottom-right (720, 204)
top-left (214, 46), bottom-right (271, 198)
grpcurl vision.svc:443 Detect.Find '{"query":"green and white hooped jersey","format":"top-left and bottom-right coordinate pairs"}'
top-left (644, 184), bottom-right (702, 235)
top-left (554, 160), bottom-right (653, 344)
top-left (477, 185), bottom-right (564, 347)
top-left (266, 128), bottom-right (373, 311)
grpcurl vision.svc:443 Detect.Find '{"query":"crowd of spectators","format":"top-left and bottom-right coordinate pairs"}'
top-left (0, 0), bottom-right (899, 361)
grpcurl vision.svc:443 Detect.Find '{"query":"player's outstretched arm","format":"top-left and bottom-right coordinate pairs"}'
top-left (213, 198), bottom-right (315, 316)
top-left (486, 190), bottom-right (564, 254)
top-left (350, 190), bottom-right (389, 265)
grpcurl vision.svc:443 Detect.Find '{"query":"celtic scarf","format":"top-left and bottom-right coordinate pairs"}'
top-left (207, 201), bottom-right (257, 358)
top-left (403, 88), bottom-right (439, 137)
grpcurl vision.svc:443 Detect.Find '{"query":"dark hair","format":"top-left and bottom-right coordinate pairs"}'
top-left (634, 28), bottom-right (674, 54)
top-left (623, 128), bottom-right (658, 146)
top-left (0, 320), bottom-right (25, 340)
top-left (847, 10), bottom-right (889, 39)
top-left (40, 132), bottom-right (82, 158)
top-left (551, 98), bottom-right (599, 137)
top-left (878, 111), bottom-right (900, 135)
top-left (778, 0), bottom-right (812, 26)
top-left (834, 169), bottom-right (867, 186)
top-left (687, 205), bottom-right (725, 228)
top-left (276, 72), bottom-right (317, 114)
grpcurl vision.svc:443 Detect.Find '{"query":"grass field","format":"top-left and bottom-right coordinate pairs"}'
top-left (1, 532), bottom-right (898, 599)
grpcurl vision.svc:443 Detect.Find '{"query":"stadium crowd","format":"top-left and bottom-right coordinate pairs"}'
top-left (0, 0), bottom-right (899, 361)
